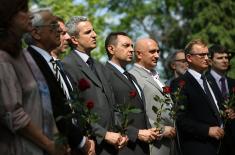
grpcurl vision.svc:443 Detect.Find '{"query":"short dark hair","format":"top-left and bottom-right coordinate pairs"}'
top-left (209, 44), bottom-right (228, 59)
top-left (105, 32), bottom-right (129, 59)
top-left (184, 39), bottom-right (207, 55)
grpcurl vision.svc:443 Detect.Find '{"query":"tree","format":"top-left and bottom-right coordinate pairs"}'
top-left (31, 0), bottom-right (235, 78)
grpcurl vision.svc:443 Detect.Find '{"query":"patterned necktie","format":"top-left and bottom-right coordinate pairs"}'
top-left (220, 77), bottom-right (227, 99)
top-left (50, 58), bottom-right (70, 100)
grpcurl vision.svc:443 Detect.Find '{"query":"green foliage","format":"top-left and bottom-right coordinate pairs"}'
top-left (31, 0), bottom-right (235, 78)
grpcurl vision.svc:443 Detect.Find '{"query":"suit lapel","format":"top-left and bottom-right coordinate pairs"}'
top-left (106, 62), bottom-right (143, 102)
top-left (132, 65), bottom-right (165, 96)
top-left (185, 71), bottom-right (222, 123)
top-left (70, 51), bottom-right (102, 88)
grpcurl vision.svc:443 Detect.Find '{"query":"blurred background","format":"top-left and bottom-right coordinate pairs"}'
top-left (30, 0), bottom-right (235, 80)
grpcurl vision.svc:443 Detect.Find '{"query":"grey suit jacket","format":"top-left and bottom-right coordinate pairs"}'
top-left (105, 62), bottom-right (150, 155)
top-left (62, 51), bottom-right (116, 155)
top-left (129, 64), bottom-right (174, 155)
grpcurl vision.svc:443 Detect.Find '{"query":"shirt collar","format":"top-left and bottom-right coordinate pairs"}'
top-left (134, 63), bottom-right (159, 79)
top-left (188, 68), bottom-right (202, 81)
top-left (30, 45), bottom-right (53, 63)
top-left (74, 49), bottom-right (89, 63)
top-left (210, 69), bottom-right (223, 80)
top-left (108, 61), bottom-right (125, 74)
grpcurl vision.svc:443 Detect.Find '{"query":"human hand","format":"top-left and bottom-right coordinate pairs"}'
top-left (137, 129), bottom-right (159, 143)
top-left (104, 132), bottom-right (122, 146)
top-left (163, 126), bottom-right (176, 138)
top-left (225, 108), bottom-right (235, 119)
top-left (116, 135), bottom-right (128, 150)
top-left (208, 126), bottom-right (224, 140)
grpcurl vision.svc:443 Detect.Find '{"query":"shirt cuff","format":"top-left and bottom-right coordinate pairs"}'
top-left (77, 136), bottom-right (86, 149)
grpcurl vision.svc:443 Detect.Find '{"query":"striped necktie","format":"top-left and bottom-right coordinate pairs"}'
top-left (50, 58), bottom-right (70, 100)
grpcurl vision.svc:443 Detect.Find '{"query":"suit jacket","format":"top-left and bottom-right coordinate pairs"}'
top-left (206, 70), bottom-right (235, 155)
top-left (171, 71), bottom-right (223, 155)
top-left (105, 62), bottom-right (150, 155)
top-left (62, 50), bottom-right (116, 155)
top-left (129, 64), bottom-right (174, 155)
top-left (27, 46), bottom-right (84, 149)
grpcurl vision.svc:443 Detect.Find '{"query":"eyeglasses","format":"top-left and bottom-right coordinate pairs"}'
top-left (175, 59), bottom-right (187, 63)
top-left (189, 52), bottom-right (209, 58)
top-left (35, 23), bottom-right (60, 30)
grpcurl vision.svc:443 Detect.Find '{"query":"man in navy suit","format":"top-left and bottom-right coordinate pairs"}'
top-left (206, 44), bottom-right (235, 155)
top-left (171, 39), bottom-right (224, 155)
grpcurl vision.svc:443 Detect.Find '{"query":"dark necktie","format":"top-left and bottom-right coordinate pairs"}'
top-left (201, 74), bottom-right (223, 126)
top-left (124, 71), bottom-right (142, 98)
top-left (201, 74), bottom-right (217, 106)
top-left (50, 58), bottom-right (70, 99)
top-left (87, 57), bottom-right (95, 72)
top-left (220, 77), bottom-right (227, 99)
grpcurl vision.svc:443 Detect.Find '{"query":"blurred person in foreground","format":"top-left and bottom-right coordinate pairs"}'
top-left (0, 1), bottom-right (67, 155)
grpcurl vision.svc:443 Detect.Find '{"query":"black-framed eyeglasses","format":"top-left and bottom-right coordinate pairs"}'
top-left (175, 59), bottom-right (187, 63)
top-left (35, 23), bottom-right (60, 30)
top-left (189, 52), bottom-right (209, 58)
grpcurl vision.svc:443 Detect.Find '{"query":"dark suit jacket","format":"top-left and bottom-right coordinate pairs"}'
top-left (62, 51), bottom-right (116, 155)
top-left (206, 70), bottom-right (235, 155)
top-left (27, 46), bottom-right (84, 149)
top-left (105, 62), bottom-right (150, 155)
top-left (171, 71), bottom-right (223, 155)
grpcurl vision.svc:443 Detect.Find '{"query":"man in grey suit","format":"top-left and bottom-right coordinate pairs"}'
top-left (62, 16), bottom-right (128, 155)
top-left (105, 32), bottom-right (160, 155)
top-left (129, 38), bottom-right (176, 155)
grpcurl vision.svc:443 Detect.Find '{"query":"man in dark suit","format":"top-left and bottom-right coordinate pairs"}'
top-left (206, 44), bottom-right (235, 155)
top-left (24, 9), bottom-right (95, 155)
top-left (105, 32), bottom-right (160, 155)
top-left (62, 16), bottom-right (128, 155)
top-left (171, 39), bottom-right (224, 155)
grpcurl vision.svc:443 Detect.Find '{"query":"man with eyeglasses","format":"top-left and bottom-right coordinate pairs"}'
top-left (24, 9), bottom-right (95, 155)
top-left (205, 44), bottom-right (235, 155)
top-left (129, 38), bottom-right (176, 155)
top-left (166, 50), bottom-right (188, 86)
top-left (171, 39), bottom-right (224, 155)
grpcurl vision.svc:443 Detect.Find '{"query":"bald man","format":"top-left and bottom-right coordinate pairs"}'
top-left (129, 38), bottom-right (176, 155)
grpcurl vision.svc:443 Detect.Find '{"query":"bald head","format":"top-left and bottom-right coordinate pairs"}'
top-left (134, 38), bottom-right (160, 70)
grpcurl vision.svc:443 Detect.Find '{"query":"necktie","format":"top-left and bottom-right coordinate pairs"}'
top-left (50, 58), bottom-right (70, 100)
top-left (201, 74), bottom-right (216, 106)
top-left (87, 57), bottom-right (95, 72)
top-left (124, 71), bottom-right (142, 98)
top-left (220, 77), bottom-right (227, 99)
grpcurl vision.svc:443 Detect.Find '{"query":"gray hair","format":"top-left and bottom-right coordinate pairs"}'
top-left (31, 7), bottom-right (52, 27)
top-left (66, 16), bottom-right (88, 36)
top-left (23, 8), bottom-right (52, 45)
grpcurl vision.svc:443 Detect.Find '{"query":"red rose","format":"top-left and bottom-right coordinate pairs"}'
top-left (129, 90), bottom-right (137, 97)
top-left (179, 80), bottom-right (186, 88)
top-left (163, 86), bottom-right (171, 94)
top-left (85, 100), bottom-right (94, 110)
top-left (78, 78), bottom-right (90, 91)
